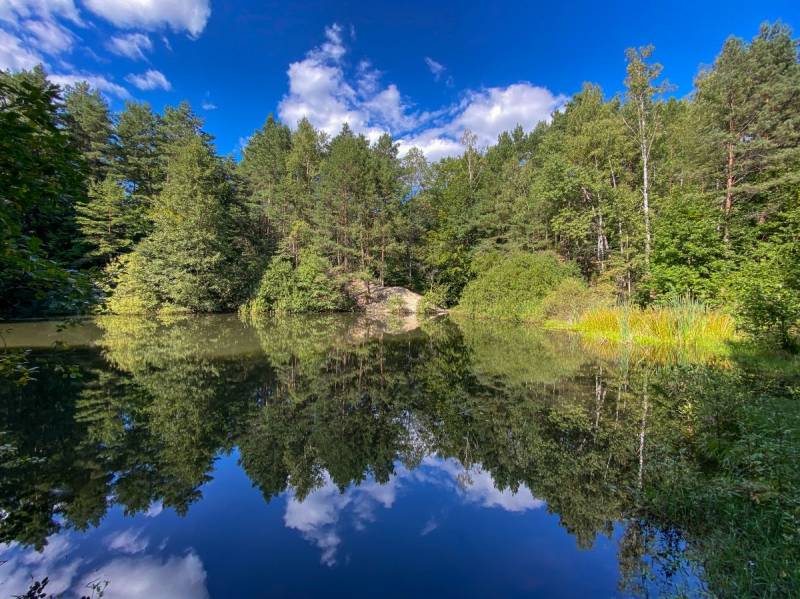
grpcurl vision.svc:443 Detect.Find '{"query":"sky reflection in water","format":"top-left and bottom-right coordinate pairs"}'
top-left (0, 315), bottom-right (708, 597)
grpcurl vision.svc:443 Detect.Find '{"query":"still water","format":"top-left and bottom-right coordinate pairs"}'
top-left (0, 313), bottom-right (785, 597)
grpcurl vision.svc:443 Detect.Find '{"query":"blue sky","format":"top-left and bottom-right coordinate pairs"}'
top-left (1, 0), bottom-right (798, 159)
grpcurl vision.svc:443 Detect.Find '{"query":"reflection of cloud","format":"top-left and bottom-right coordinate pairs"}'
top-left (0, 535), bottom-right (81, 597)
top-left (421, 457), bottom-right (545, 512)
top-left (283, 457), bottom-right (542, 564)
top-left (105, 528), bottom-right (149, 554)
top-left (145, 501), bottom-right (164, 518)
top-left (284, 472), bottom-right (399, 566)
top-left (78, 552), bottom-right (208, 599)
top-left (0, 531), bottom-right (204, 598)
top-left (420, 517), bottom-right (438, 536)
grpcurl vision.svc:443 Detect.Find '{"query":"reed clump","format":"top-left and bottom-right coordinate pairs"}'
top-left (576, 297), bottom-right (736, 353)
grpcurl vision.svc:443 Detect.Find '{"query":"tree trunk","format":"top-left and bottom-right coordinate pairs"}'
top-left (724, 140), bottom-right (734, 244)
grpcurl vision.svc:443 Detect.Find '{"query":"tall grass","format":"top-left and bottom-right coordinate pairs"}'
top-left (576, 297), bottom-right (736, 357)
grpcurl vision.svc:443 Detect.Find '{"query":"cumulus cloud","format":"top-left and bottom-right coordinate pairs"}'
top-left (145, 500), bottom-right (164, 517)
top-left (279, 23), bottom-right (424, 143)
top-left (125, 68), bottom-right (171, 90)
top-left (454, 84), bottom-right (567, 147)
top-left (50, 72), bottom-right (130, 98)
top-left (107, 32), bottom-right (152, 60)
top-left (421, 457), bottom-right (545, 512)
top-left (201, 100), bottom-right (216, 110)
top-left (278, 24), bottom-right (564, 161)
top-left (82, 0), bottom-right (211, 38)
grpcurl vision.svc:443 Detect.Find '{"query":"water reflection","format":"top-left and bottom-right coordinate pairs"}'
top-left (1, 313), bottom-right (783, 596)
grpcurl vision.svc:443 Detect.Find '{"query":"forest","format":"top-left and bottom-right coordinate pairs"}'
top-left (1, 22), bottom-right (799, 349)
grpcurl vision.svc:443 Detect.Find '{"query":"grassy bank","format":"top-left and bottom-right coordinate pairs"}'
top-left (565, 300), bottom-right (737, 353)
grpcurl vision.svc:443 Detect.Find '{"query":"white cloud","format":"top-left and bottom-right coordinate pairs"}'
top-left (0, 28), bottom-right (42, 69)
top-left (21, 18), bottom-right (74, 54)
top-left (125, 68), bottom-right (171, 90)
top-left (454, 83), bottom-right (566, 147)
top-left (277, 24), bottom-right (564, 162)
top-left (77, 552), bottom-right (209, 599)
top-left (278, 24), bottom-right (420, 143)
top-left (107, 32), bottom-right (152, 60)
top-left (0, 0), bottom-right (82, 26)
top-left (201, 101), bottom-right (216, 110)
top-left (145, 500), bottom-right (164, 517)
top-left (50, 72), bottom-right (130, 98)
top-left (82, 0), bottom-right (211, 38)
top-left (420, 517), bottom-right (438, 536)
top-left (424, 56), bottom-right (445, 80)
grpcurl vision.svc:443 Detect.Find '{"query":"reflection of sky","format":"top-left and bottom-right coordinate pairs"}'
top-left (0, 451), bottom-right (698, 598)
top-left (0, 500), bottom-right (209, 599)
top-left (283, 456), bottom-right (545, 566)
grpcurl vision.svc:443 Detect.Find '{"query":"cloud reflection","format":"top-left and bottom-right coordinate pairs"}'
top-left (284, 472), bottom-right (398, 566)
top-left (283, 457), bottom-right (543, 565)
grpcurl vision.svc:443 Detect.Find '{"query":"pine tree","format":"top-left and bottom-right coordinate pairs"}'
top-left (695, 23), bottom-right (800, 245)
top-left (76, 177), bottom-right (130, 264)
top-left (113, 101), bottom-right (162, 201)
top-left (239, 114), bottom-right (292, 237)
top-left (108, 134), bottom-right (255, 314)
top-left (62, 82), bottom-right (114, 182)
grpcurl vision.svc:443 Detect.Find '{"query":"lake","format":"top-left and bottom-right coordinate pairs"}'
top-left (0, 313), bottom-right (795, 597)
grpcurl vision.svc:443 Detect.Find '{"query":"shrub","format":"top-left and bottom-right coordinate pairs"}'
top-left (386, 294), bottom-right (409, 316)
top-left (417, 285), bottom-right (448, 316)
top-left (240, 252), bottom-right (350, 316)
top-left (726, 249), bottom-right (800, 350)
top-left (457, 251), bottom-right (580, 321)
top-left (539, 278), bottom-right (609, 324)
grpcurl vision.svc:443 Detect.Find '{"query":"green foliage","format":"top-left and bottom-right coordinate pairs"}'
top-left (727, 244), bottom-right (800, 350)
top-left (417, 285), bottom-right (448, 316)
top-left (62, 82), bottom-right (113, 182)
top-left (76, 177), bottom-right (134, 265)
top-left (539, 277), bottom-right (609, 324)
top-left (646, 366), bottom-right (800, 597)
top-left (108, 135), bottom-right (256, 314)
top-left (0, 68), bottom-right (91, 317)
top-left (241, 252), bottom-right (349, 315)
top-left (457, 251), bottom-right (580, 321)
top-left (646, 189), bottom-right (726, 302)
top-left (385, 294), bottom-right (408, 316)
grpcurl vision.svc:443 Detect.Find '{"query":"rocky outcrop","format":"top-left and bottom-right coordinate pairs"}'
top-left (345, 281), bottom-right (445, 317)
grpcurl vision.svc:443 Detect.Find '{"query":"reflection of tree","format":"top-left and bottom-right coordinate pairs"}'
top-left (1, 314), bottom-right (792, 596)
top-left (0, 349), bottom-right (113, 549)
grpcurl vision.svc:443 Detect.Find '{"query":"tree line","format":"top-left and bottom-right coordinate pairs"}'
top-left (1, 23), bottom-right (798, 344)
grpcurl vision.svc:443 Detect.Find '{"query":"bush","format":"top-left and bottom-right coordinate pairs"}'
top-left (727, 249), bottom-right (800, 350)
top-left (539, 278), bottom-right (609, 324)
top-left (456, 251), bottom-right (580, 321)
top-left (417, 285), bottom-right (448, 316)
top-left (240, 252), bottom-right (350, 316)
top-left (386, 294), bottom-right (409, 316)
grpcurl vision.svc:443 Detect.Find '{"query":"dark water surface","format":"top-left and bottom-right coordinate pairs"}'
top-left (1, 314), bottom-right (790, 597)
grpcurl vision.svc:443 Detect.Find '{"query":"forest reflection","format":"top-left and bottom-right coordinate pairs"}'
top-left (1, 314), bottom-right (792, 595)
